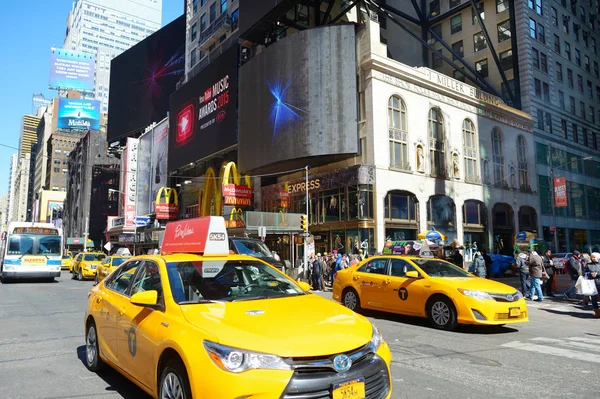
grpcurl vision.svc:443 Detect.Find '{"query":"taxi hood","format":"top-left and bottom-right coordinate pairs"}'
top-left (179, 293), bottom-right (373, 357)
top-left (430, 276), bottom-right (518, 294)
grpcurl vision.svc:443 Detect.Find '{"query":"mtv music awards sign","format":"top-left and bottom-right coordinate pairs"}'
top-left (57, 99), bottom-right (101, 130)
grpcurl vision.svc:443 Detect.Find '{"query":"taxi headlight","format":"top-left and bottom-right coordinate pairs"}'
top-left (203, 341), bottom-right (291, 373)
top-left (369, 325), bottom-right (383, 352)
top-left (514, 291), bottom-right (523, 300)
top-left (458, 289), bottom-right (493, 300)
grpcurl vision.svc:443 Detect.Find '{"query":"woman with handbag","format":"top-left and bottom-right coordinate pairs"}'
top-left (582, 252), bottom-right (600, 318)
top-left (541, 249), bottom-right (555, 297)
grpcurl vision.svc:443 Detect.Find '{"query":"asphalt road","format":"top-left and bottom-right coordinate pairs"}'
top-left (0, 272), bottom-right (599, 399)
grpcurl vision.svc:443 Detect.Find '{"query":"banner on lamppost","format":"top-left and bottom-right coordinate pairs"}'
top-left (554, 177), bottom-right (568, 207)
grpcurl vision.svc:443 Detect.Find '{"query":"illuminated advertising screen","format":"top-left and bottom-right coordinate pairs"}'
top-left (107, 15), bottom-right (185, 142)
top-left (49, 48), bottom-right (95, 91)
top-left (151, 119), bottom-right (169, 211)
top-left (137, 131), bottom-right (153, 216)
top-left (238, 25), bottom-right (358, 172)
top-left (168, 45), bottom-right (238, 171)
top-left (57, 98), bottom-right (101, 130)
top-left (239, 0), bottom-right (284, 40)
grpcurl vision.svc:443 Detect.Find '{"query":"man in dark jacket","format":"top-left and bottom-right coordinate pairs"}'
top-left (583, 252), bottom-right (600, 318)
top-left (515, 250), bottom-right (530, 298)
top-left (527, 250), bottom-right (544, 302)
top-left (564, 251), bottom-right (582, 299)
top-left (312, 254), bottom-right (324, 291)
top-left (541, 249), bottom-right (555, 297)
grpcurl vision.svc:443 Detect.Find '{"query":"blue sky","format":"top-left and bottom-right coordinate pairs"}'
top-left (0, 0), bottom-right (182, 196)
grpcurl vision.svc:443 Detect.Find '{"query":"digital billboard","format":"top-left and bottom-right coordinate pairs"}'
top-left (57, 98), bottom-right (101, 130)
top-left (240, 0), bottom-right (284, 40)
top-left (136, 130), bottom-right (153, 216)
top-left (49, 48), bottom-right (95, 91)
top-left (238, 25), bottom-right (358, 172)
top-left (107, 15), bottom-right (185, 142)
top-left (168, 45), bottom-right (238, 171)
top-left (151, 119), bottom-right (169, 211)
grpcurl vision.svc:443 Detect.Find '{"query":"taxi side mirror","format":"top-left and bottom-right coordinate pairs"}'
top-left (297, 281), bottom-right (312, 292)
top-left (130, 290), bottom-right (159, 308)
top-left (405, 271), bottom-right (420, 279)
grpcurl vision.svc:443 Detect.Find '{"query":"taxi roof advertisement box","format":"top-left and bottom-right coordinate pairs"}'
top-left (161, 217), bottom-right (229, 255)
top-left (238, 25), bottom-right (358, 173)
top-left (168, 45), bottom-right (239, 171)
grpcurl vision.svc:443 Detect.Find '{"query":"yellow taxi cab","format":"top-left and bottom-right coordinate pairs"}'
top-left (61, 252), bottom-right (74, 270)
top-left (84, 217), bottom-right (392, 399)
top-left (95, 256), bottom-right (129, 284)
top-left (333, 255), bottom-right (528, 330)
top-left (72, 252), bottom-right (106, 281)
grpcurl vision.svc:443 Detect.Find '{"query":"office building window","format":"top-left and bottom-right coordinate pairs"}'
top-left (496, 0), bottom-right (509, 13)
top-left (428, 107), bottom-right (446, 176)
top-left (556, 62), bottom-right (563, 81)
top-left (475, 59), bottom-right (488, 77)
top-left (551, 7), bottom-right (558, 25)
top-left (591, 106), bottom-right (596, 123)
top-left (452, 40), bottom-right (464, 60)
top-left (575, 49), bottom-right (581, 66)
top-left (596, 63), bottom-right (600, 78)
top-left (537, 22), bottom-right (546, 43)
top-left (193, 0), bottom-right (198, 14)
top-left (388, 96), bottom-right (409, 170)
top-left (563, 17), bottom-right (570, 34)
top-left (565, 41), bottom-right (571, 60)
top-left (541, 52), bottom-right (547, 73)
top-left (545, 112), bottom-right (553, 133)
top-left (573, 123), bottom-right (578, 143)
top-left (190, 49), bottom-right (196, 67)
top-left (529, 18), bottom-right (536, 38)
top-left (554, 34), bottom-right (561, 53)
top-left (474, 32), bottom-right (487, 51)
top-left (577, 74), bottom-right (583, 93)
top-left (432, 53), bottom-right (443, 68)
top-left (583, 128), bottom-right (589, 147)
top-left (430, 0), bottom-right (440, 16)
top-left (580, 101), bottom-right (586, 118)
top-left (543, 82), bottom-right (550, 102)
top-left (498, 20), bottom-right (511, 42)
top-left (559, 90), bottom-right (565, 109)
top-left (453, 68), bottom-right (466, 82)
top-left (231, 8), bottom-right (239, 30)
top-left (517, 135), bottom-right (529, 188)
top-left (501, 80), bottom-right (515, 99)
top-left (463, 119), bottom-right (478, 182)
top-left (191, 23), bottom-right (197, 41)
top-left (584, 31), bottom-right (589, 48)
top-left (221, 0), bottom-right (227, 13)
top-left (592, 38), bottom-right (597, 54)
top-left (472, 1), bottom-right (484, 24)
top-left (500, 49), bottom-right (513, 71)
top-left (588, 80), bottom-right (593, 98)
top-left (537, 108), bottom-right (545, 130)
top-left (569, 96), bottom-right (576, 113)
top-left (585, 55), bottom-right (590, 72)
top-left (568, 68), bottom-right (574, 88)
top-left (210, 2), bottom-right (216, 23)
top-left (532, 48), bottom-right (539, 69)
top-left (200, 13), bottom-right (207, 31)
top-left (492, 127), bottom-right (505, 185)
top-left (451, 14), bottom-right (462, 34)
top-left (201, 0), bottom-right (206, 5)
top-left (450, 0), bottom-right (462, 7)
top-left (561, 119), bottom-right (568, 138)
top-left (528, 0), bottom-right (543, 15)
top-left (573, 27), bottom-right (579, 42)
top-left (593, 133), bottom-right (598, 150)
top-left (580, 6), bottom-right (586, 23)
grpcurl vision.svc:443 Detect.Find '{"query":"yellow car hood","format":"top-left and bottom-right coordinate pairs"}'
top-left (431, 277), bottom-right (518, 294)
top-left (180, 293), bottom-right (373, 357)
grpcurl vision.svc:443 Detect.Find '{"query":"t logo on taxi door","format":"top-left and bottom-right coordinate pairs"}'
top-left (398, 288), bottom-right (409, 301)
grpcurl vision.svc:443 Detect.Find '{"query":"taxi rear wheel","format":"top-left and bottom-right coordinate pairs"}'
top-left (159, 359), bottom-right (192, 399)
top-left (85, 321), bottom-right (105, 371)
top-left (342, 288), bottom-right (362, 312)
top-left (427, 296), bottom-right (458, 331)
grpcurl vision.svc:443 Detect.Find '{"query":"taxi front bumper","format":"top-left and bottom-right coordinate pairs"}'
top-left (455, 296), bottom-right (528, 325)
top-left (190, 343), bottom-right (392, 399)
top-left (81, 268), bottom-right (97, 278)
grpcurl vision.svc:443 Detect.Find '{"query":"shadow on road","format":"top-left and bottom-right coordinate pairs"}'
top-left (76, 345), bottom-right (152, 399)
top-left (364, 310), bottom-right (519, 335)
top-left (0, 277), bottom-right (59, 284)
top-left (539, 308), bottom-right (597, 319)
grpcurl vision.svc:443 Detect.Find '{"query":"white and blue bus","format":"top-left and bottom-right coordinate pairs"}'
top-left (1, 222), bottom-right (63, 282)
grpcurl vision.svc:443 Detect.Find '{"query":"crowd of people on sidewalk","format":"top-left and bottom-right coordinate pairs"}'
top-left (515, 248), bottom-right (600, 318)
top-left (305, 250), bottom-right (365, 291)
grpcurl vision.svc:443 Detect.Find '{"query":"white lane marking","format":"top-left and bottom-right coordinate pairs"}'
top-left (566, 336), bottom-right (600, 345)
top-left (502, 341), bottom-right (600, 364)
top-left (530, 337), bottom-right (600, 353)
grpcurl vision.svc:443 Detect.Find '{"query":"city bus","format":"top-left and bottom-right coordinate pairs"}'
top-left (1, 222), bottom-right (63, 282)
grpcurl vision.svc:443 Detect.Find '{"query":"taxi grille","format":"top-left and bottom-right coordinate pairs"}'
top-left (280, 354), bottom-right (389, 399)
top-left (494, 311), bottom-right (527, 321)
top-left (490, 292), bottom-right (521, 302)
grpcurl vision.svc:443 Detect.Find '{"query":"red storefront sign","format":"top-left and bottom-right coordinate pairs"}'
top-left (553, 177), bottom-right (568, 207)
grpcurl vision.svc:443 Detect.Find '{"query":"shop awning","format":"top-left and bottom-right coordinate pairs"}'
top-left (417, 228), bottom-right (448, 241)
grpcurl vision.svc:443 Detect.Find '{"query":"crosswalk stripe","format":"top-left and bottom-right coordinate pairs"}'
top-left (566, 337), bottom-right (600, 345)
top-left (502, 341), bottom-right (600, 364)
top-left (530, 337), bottom-right (600, 353)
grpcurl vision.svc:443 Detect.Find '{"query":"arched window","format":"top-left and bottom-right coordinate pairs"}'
top-left (492, 127), bottom-right (505, 186)
top-left (462, 119), bottom-right (478, 183)
top-left (517, 135), bottom-right (529, 189)
top-left (388, 96), bottom-right (409, 170)
top-left (428, 107), bottom-right (445, 176)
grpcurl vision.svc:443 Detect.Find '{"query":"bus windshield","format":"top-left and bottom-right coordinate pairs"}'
top-left (7, 234), bottom-right (62, 256)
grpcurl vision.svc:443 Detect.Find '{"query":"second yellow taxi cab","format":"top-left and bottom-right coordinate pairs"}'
top-left (333, 255), bottom-right (528, 330)
top-left (61, 252), bottom-right (73, 270)
top-left (95, 256), bottom-right (129, 284)
top-left (84, 217), bottom-right (392, 399)
top-left (72, 252), bottom-right (106, 281)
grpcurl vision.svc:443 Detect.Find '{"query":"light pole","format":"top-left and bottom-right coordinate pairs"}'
top-left (549, 151), bottom-right (592, 252)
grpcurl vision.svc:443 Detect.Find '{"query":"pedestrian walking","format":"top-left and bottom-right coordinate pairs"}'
top-left (515, 250), bottom-right (530, 298)
top-left (541, 249), bottom-right (555, 297)
top-left (580, 253), bottom-right (591, 306)
top-left (312, 253), bottom-right (324, 291)
top-left (582, 252), bottom-right (600, 318)
top-left (452, 249), bottom-right (463, 269)
top-left (564, 251), bottom-right (582, 299)
top-left (473, 252), bottom-right (487, 278)
top-left (527, 249), bottom-right (544, 302)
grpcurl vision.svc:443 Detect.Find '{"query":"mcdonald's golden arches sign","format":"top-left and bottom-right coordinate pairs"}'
top-left (155, 187), bottom-right (179, 220)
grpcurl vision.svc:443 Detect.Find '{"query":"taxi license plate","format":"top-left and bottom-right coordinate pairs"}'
top-left (332, 378), bottom-right (365, 399)
top-left (509, 307), bottom-right (521, 317)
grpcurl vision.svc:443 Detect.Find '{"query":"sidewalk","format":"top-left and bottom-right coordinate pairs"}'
top-left (491, 273), bottom-right (573, 293)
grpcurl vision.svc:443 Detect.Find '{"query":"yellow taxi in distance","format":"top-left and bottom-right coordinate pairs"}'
top-left (84, 217), bottom-right (392, 399)
top-left (72, 252), bottom-right (106, 281)
top-left (95, 256), bottom-right (129, 284)
top-left (333, 256), bottom-right (528, 330)
top-left (61, 253), bottom-right (73, 270)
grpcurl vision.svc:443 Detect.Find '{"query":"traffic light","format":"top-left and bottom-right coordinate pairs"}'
top-left (300, 214), bottom-right (308, 232)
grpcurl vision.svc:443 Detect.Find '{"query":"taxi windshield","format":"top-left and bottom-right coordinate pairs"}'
top-left (84, 254), bottom-right (105, 261)
top-left (166, 260), bottom-right (304, 303)
top-left (412, 259), bottom-right (473, 278)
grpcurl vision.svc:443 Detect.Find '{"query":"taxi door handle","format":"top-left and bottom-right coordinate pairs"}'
top-left (383, 279), bottom-right (391, 285)
top-left (118, 308), bottom-right (125, 316)
top-left (352, 275), bottom-right (360, 281)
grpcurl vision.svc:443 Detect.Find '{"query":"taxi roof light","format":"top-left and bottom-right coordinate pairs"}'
top-left (161, 216), bottom-right (230, 256)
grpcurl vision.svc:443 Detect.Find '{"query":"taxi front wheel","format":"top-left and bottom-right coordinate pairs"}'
top-left (159, 359), bottom-right (192, 399)
top-left (342, 288), bottom-right (362, 312)
top-left (85, 321), bottom-right (105, 372)
top-left (427, 296), bottom-right (458, 331)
